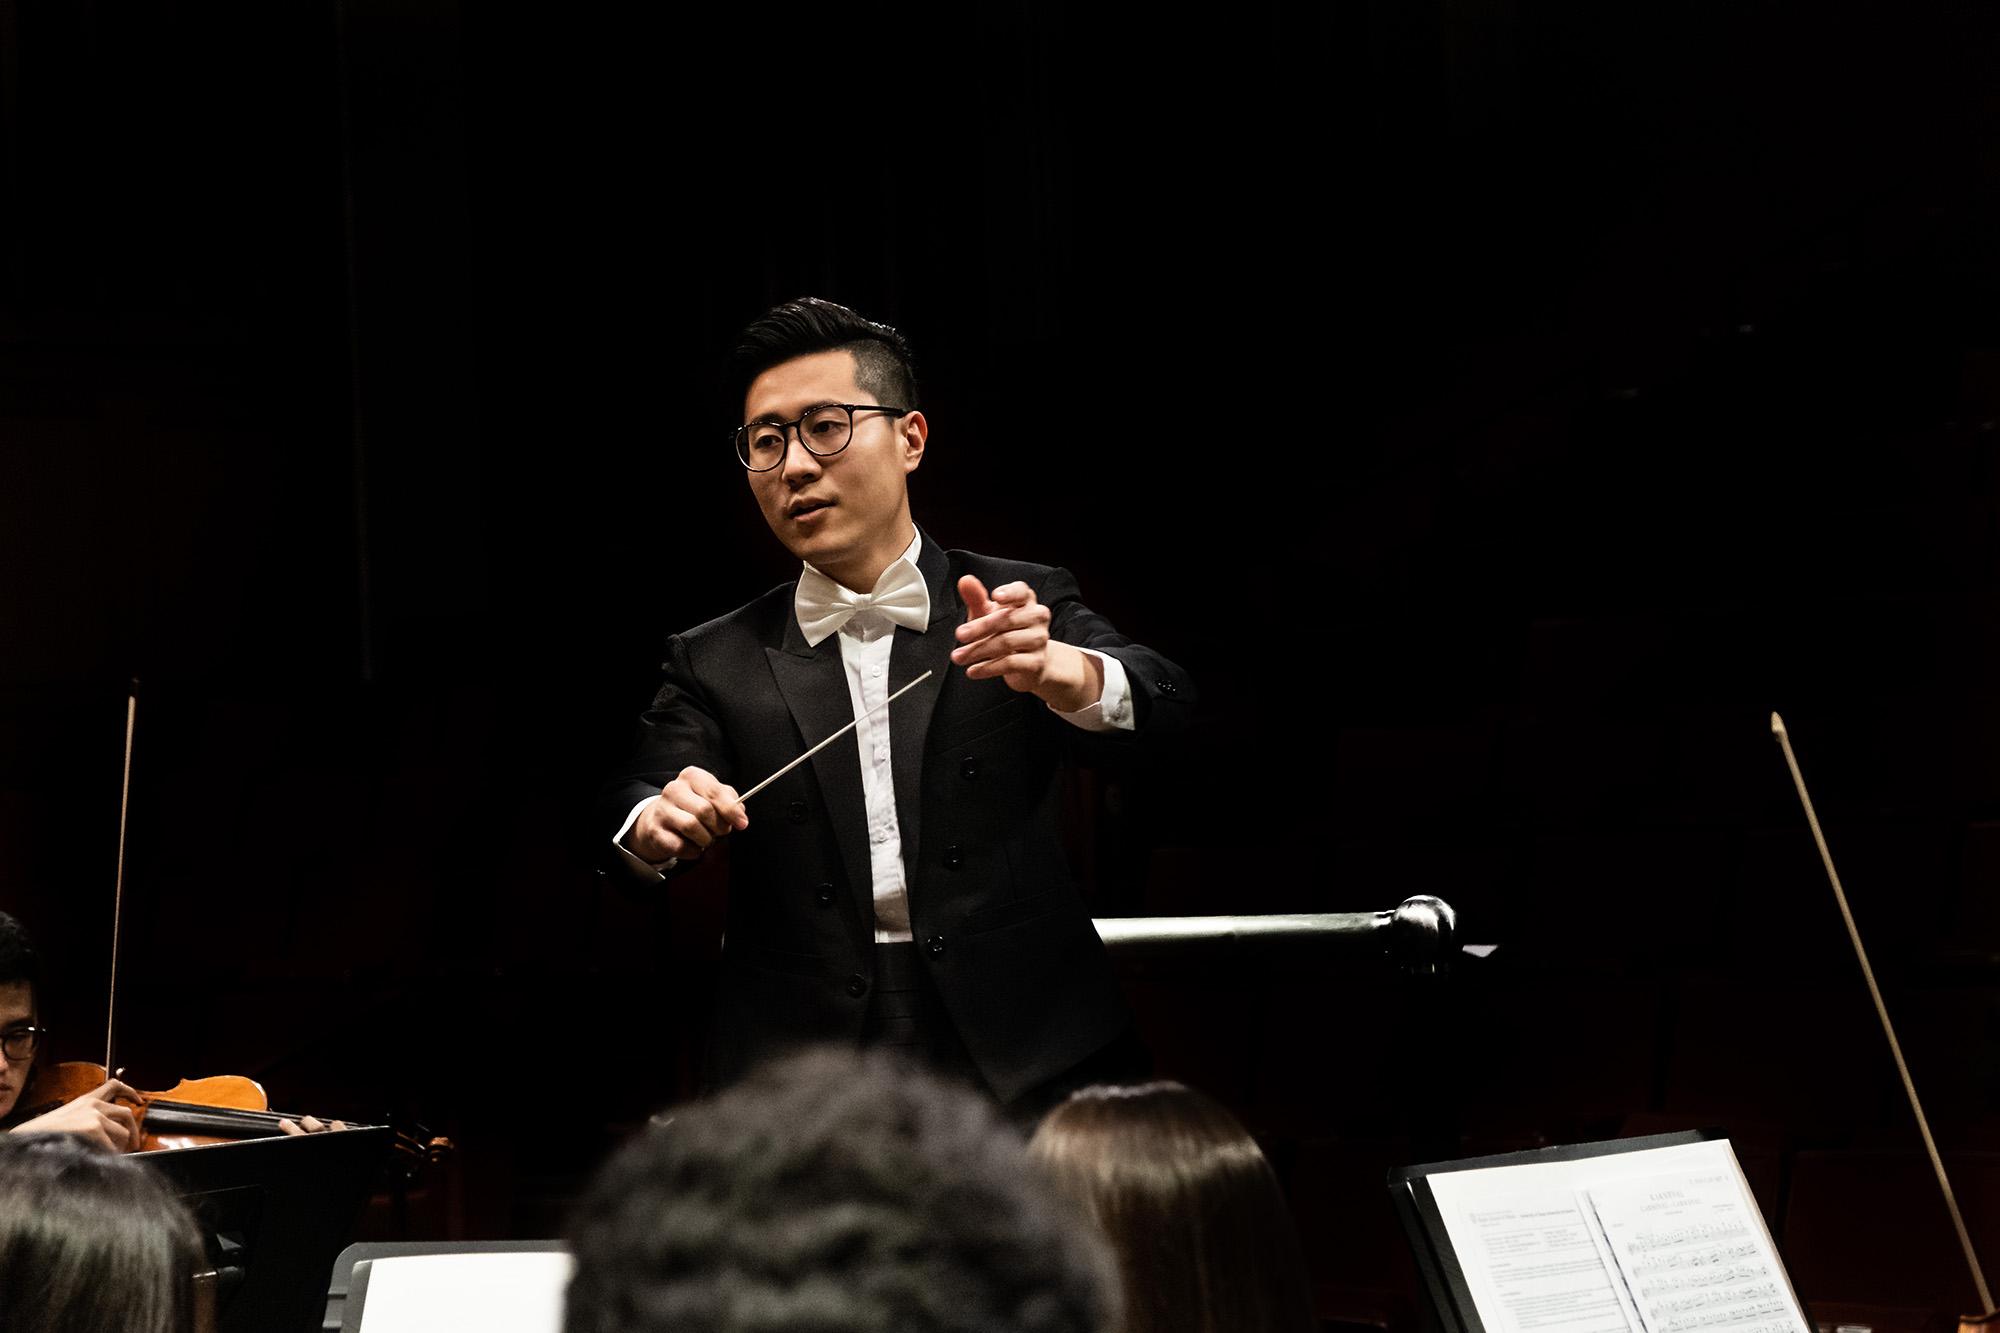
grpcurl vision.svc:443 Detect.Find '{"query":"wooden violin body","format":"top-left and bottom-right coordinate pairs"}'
top-left (16, 1060), bottom-right (298, 1152)
top-left (17, 1059), bottom-right (453, 1179)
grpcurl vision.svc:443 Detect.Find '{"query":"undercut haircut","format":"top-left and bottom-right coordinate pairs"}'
top-left (731, 297), bottom-right (920, 416)
top-left (565, 1046), bottom-right (1117, 1333)
top-left (0, 1134), bottom-right (206, 1333)
top-left (1028, 1081), bottom-right (1320, 1333)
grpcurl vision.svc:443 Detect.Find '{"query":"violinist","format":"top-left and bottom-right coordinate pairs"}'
top-left (0, 910), bottom-right (343, 1147)
top-left (0, 910), bottom-right (139, 1149)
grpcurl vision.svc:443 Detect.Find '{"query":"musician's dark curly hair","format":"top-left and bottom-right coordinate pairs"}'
top-left (0, 910), bottom-right (41, 999)
top-left (564, 1046), bottom-right (1118, 1333)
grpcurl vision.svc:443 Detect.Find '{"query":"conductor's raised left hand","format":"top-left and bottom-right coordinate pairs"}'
top-left (952, 575), bottom-right (1103, 713)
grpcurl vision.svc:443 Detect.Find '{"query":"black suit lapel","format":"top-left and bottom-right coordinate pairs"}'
top-left (765, 610), bottom-right (873, 925)
top-left (888, 533), bottom-right (957, 884)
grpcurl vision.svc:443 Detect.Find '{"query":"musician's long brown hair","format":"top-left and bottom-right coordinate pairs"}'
top-left (0, 1134), bottom-right (204, 1333)
top-left (1028, 1081), bottom-right (1318, 1333)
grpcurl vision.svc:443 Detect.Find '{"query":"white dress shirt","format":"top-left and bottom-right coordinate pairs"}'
top-left (615, 528), bottom-right (1134, 945)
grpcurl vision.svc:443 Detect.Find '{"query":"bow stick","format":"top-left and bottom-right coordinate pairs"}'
top-left (106, 679), bottom-right (138, 1075)
top-left (1771, 711), bottom-right (1995, 1317)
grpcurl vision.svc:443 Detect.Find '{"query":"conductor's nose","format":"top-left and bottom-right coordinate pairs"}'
top-left (780, 429), bottom-right (823, 484)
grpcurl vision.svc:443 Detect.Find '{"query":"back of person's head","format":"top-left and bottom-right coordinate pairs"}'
top-left (731, 297), bottom-right (920, 413)
top-left (1027, 1081), bottom-right (1318, 1333)
top-left (564, 1046), bottom-right (1117, 1333)
top-left (0, 910), bottom-right (41, 997)
top-left (0, 1133), bottom-right (204, 1333)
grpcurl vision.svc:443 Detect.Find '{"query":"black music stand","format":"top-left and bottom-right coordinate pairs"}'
top-left (142, 1127), bottom-right (394, 1333)
top-left (1388, 1129), bottom-right (1725, 1333)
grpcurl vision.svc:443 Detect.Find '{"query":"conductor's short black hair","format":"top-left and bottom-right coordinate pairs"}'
top-left (731, 298), bottom-right (920, 416)
top-left (0, 911), bottom-right (41, 1000)
top-left (564, 1046), bottom-right (1117, 1333)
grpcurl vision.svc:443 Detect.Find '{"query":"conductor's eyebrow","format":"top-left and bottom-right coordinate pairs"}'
top-left (743, 401), bottom-right (840, 428)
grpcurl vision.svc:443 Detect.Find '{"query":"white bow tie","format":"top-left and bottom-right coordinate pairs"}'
top-left (794, 560), bottom-right (931, 646)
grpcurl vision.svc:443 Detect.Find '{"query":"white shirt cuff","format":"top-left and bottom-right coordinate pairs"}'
top-left (613, 797), bottom-right (676, 881)
top-left (1051, 648), bottom-right (1135, 733)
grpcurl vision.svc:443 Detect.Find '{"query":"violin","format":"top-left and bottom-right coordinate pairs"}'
top-left (11, 1058), bottom-right (450, 1180)
top-left (13, 1061), bottom-right (318, 1153)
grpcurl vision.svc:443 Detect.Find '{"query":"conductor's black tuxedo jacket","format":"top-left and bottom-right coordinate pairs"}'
top-left (599, 531), bottom-right (1194, 1103)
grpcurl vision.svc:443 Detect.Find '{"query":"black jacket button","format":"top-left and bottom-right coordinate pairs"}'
top-left (846, 975), bottom-right (868, 998)
top-left (788, 801), bottom-right (809, 825)
top-left (943, 845), bottom-right (963, 870)
top-left (814, 883), bottom-right (835, 907)
top-left (960, 756), bottom-right (979, 780)
top-left (1157, 679), bottom-right (1178, 695)
top-left (926, 935), bottom-right (946, 958)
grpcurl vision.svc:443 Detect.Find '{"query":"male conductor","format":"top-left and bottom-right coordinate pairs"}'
top-left (601, 298), bottom-right (1193, 1112)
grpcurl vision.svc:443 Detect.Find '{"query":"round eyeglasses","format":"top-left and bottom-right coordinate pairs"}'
top-left (0, 1025), bottom-right (48, 1062)
top-left (732, 403), bottom-right (906, 472)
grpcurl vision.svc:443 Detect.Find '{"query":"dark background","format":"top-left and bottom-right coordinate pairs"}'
top-left (5, 0), bottom-right (2000, 1318)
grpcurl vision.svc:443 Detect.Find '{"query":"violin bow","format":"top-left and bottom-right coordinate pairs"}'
top-left (105, 679), bottom-right (139, 1078)
top-left (1771, 711), bottom-right (1995, 1317)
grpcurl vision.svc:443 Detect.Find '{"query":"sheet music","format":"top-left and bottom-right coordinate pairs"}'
top-left (355, 1252), bottom-right (573, 1333)
top-left (1582, 1167), bottom-right (1808, 1333)
top-left (1423, 1139), bottom-right (1799, 1333)
top-left (1446, 1184), bottom-right (1639, 1333)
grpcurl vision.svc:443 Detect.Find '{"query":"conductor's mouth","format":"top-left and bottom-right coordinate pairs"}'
top-left (788, 499), bottom-right (835, 519)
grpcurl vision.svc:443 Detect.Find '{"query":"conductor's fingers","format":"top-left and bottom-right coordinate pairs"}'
top-left (957, 596), bottom-right (1049, 643)
top-left (958, 574), bottom-right (993, 619)
top-left (659, 801), bottom-right (717, 850)
top-left (678, 771), bottom-right (748, 831)
top-left (953, 628), bottom-right (1046, 667)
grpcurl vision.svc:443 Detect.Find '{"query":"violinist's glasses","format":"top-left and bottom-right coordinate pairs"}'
top-left (732, 403), bottom-right (907, 472)
top-left (0, 1026), bottom-right (48, 1061)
